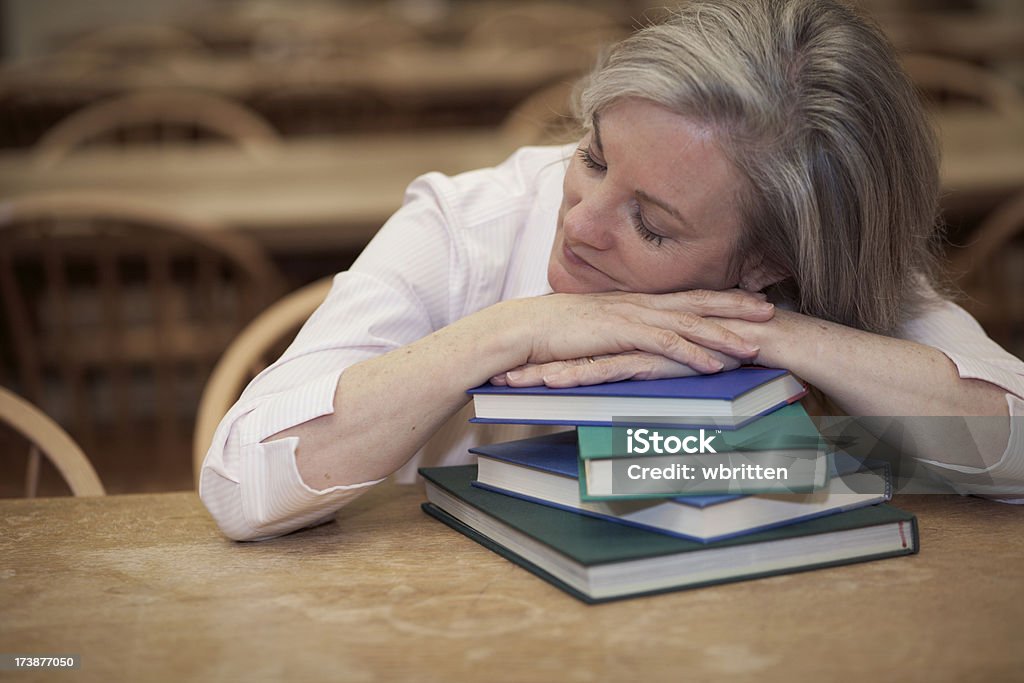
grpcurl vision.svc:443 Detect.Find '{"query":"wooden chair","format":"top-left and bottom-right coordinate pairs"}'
top-left (463, 3), bottom-right (621, 49)
top-left (193, 276), bottom-right (333, 484)
top-left (951, 190), bottom-right (1024, 358)
top-left (249, 83), bottom-right (386, 136)
top-left (902, 53), bottom-right (1024, 118)
top-left (0, 386), bottom-right (105, 497)
top-left (0, 192), bottom-right (285, 492)
top-left (500, 79), bottom-right (583, 147)
top-left (33, 89), bottom-right (280, 167)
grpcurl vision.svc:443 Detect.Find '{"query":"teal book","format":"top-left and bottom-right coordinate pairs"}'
top-left (420, 465), bottom-right (918, 604)
top-left (577, 403), bottom-right (830, 498)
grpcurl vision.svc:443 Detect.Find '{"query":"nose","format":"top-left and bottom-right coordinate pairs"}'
top-left (562, 186), bottom-right (616, 251)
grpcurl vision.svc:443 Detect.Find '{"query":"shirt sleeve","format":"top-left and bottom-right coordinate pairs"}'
top-left (199, 172), bottom-right (471, 541)
top-left (897, 299), bottom-right (1024, 499)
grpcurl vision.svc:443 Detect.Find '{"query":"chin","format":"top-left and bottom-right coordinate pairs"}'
top-left (547, 263), bottom-right (587, 294)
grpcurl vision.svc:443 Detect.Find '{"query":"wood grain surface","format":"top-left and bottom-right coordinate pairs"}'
top-left (1, 482), bottom-right (1022, 682)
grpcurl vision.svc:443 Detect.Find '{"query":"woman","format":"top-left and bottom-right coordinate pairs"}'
top-left (201, 0), bottom-right (1024, 540)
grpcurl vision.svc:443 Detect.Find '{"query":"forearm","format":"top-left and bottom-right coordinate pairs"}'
top-left (277, 288), bottom-right (773, 488)
top-left (743, 309), bottom-right (1011, 467)
top-left (272, 302), bottom-right (531, 489)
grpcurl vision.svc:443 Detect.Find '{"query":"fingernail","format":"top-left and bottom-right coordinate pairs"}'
top-left (506, 370), bottom-right (523, 382)
top-left (745, 345), bottom-right (760, 356)
top-left (753, 292), bottom-right (768, 300)
top-left (711, 360), bottom-right (725, 371)
top-left (759, 302), bottom-right (774, 310)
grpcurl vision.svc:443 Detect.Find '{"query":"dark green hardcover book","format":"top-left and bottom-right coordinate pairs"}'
top-left (420, 465), bottom-right (919, 604)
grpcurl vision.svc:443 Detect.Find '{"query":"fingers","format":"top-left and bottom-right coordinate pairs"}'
top-left (544, 352), bottom-right (739, 388)
top-left (492, 358), bottom-right (594, 387)
top-left (493, 351), bottom-right (744, 389)
top-left (516, 290), bottom-right (767, 379)
top-left (639, 288), bottom-right (775, 322)
top-left (623, 308), bottom-right (759, 361)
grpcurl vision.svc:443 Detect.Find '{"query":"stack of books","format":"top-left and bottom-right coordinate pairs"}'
top-left (420, 367), bottom-right (918, 603)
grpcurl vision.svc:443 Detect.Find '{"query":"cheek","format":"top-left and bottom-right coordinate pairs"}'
top-left (561, 162), bottom-right (585, 208)
top-left (557, 165), bottom-right (584, 237)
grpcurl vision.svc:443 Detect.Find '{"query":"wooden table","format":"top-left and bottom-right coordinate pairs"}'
top-left (1, 483), bottom-right (1022, 682)
top-left (0, 130), bottom-right (521, 252)
top-left (0, 44), bottom-right (595, 145)
top-left (0, 45), bottom-right (594, 103)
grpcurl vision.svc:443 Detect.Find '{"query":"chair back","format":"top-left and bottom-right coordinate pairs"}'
top-left (952, 190), bottom-right (1024, 358)
top-left (33, 89), bottom-right (280, 167)
top-left (0, 386), bottom-right (105, 497)
top-left (500, 79), bottom-right (582, 147)
top-left (194, 276), bottom-right (333, 484)
top-left (902, 53), bottom-right (1024, 118)
top-left (61, 24), bottom-right (207, 61)
top-left (0, 192), bottom-right (284, 489)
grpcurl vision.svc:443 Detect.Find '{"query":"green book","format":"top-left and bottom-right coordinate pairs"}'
top-left (420, 465), bottom-right (918, 604)
top-left (577, 403), bottom-right (830, 499)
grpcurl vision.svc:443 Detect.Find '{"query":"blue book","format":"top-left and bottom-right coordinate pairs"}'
top-left (469, 367), bottom-right (806, 428)
top-left (470, 431), bottom-right (890, 543)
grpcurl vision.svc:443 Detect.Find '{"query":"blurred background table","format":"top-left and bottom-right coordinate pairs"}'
top-left (1, 483), bottom-right (1022, 682)
top-left (0, 130), bottom-right (522, 252)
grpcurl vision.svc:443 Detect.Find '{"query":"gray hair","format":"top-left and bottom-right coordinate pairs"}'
top-left (577, 0), bottom-right (942, 334)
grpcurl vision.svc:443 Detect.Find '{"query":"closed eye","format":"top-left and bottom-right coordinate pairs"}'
top-left (576, 146), bottom-right (606, 172)
top-left (631, 205), bottom-right (665, 246)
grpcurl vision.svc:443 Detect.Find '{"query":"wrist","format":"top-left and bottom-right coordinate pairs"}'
top-left (746, 308), bottom-right (809, 370)
top-left (438, 299), bottom-right (534, 383)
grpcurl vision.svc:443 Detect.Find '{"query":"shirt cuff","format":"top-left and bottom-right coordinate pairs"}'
top-left (227, 370), bottom-right (384, 540)
top-left (237, 437), bottom-right (382, 541)
top-left (916, 393), bottom-right (1024, 498)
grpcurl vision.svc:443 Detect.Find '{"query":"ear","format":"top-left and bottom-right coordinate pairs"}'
top-left (737, 253), bottom-right (789, 293)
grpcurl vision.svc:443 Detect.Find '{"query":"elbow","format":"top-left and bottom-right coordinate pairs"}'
top-left (199, 437), bottom-right (378, 542)
top-left (198, 464), bottom-right (274, 541)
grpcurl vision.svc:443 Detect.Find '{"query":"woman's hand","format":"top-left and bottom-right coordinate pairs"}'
top-left (489, 288), bottom-right (773, 387)
top-left (490, 349), bottom-right (743, 388)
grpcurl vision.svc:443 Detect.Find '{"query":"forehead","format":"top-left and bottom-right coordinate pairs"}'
top-left (594, 98), bottom-right (744, 228)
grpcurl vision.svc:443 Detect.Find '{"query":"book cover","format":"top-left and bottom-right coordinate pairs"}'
top-left (468, 367), bottom-right (806, 428)
top-left (420, 465), bottom-right (918, 603)
top-left (471, 431), bottom-right (891, 542)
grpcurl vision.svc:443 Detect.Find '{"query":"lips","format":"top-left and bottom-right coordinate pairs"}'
top-left (562, 242), bottom-right (597, 273)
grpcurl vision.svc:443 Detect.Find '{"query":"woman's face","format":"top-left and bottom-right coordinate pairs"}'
top-left (548, 98), bottom-right (748, 294)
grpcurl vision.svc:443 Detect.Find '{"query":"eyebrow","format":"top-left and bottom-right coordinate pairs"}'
top-left (592, 113), bottom-right (695, 234)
